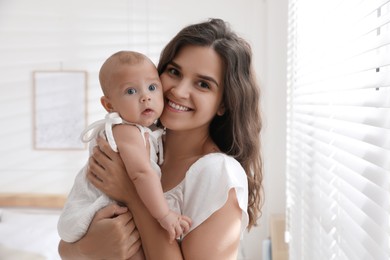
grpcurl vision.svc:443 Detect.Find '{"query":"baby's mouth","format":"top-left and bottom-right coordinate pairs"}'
top-left (143, 108), bottom-right (154, 114)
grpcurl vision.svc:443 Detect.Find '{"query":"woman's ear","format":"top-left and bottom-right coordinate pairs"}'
top-left (100, 96), bottom-right (113, 112)
top-left (217, 103), bottom-right (225, 116)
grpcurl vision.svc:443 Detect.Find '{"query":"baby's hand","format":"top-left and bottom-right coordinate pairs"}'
top-left (157, 210), bottom-right (192, 243)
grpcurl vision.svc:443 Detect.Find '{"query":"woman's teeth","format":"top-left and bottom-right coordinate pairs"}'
top-left (168, 100), bottom-right (190, 111)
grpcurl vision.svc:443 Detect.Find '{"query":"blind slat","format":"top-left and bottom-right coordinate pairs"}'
top-left (294, 113), bottom-right (390, 149)
top-left (293, 86), bottom-right (390, 107)
top-left (295, 105), bottom-right (390, 128)
top-left (295, 121), bottom-right (390, 170)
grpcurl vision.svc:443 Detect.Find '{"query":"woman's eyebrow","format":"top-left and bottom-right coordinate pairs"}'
top-left (170, 61), bottom-right (220, 87)
top-left (169, 61), bottom-right (181, 69)
top-left (197, 74), bottom-right (219, 87)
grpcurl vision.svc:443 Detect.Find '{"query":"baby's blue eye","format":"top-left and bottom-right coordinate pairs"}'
top-left (127, 88), bottom-right (136, 95)
top-left (148, 84), bottom-right (157, 91)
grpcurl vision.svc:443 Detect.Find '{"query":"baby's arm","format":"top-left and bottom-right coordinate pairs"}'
top-left (157, 210), bottom-right (192, 242)
top-left (113, 125), bottom-right (191, 241)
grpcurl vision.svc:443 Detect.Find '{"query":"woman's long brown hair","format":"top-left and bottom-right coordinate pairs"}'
top-left (157, 18), bottom-right (263, 229)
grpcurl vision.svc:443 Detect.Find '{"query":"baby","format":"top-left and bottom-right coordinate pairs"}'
top-left (58, 51), bottom-right (191, 245)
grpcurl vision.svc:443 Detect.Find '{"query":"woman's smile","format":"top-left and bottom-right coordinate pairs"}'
top-left (167, 99), bottom-right (191, 112)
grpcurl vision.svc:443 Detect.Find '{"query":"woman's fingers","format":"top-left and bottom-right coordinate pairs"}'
top-left (94, 204), bottom-right (128, 221)
top-left (93, 205), bottom-right (141, 259)
top-left (95, 137), bottom-right (126, 169)
top-left (87, 170), bottom-right (102, 190)
top-left (91, 145), bottom-right (111, 169)
top-left (116, 211), bottom-right (142, 257)
top-left (87, 156), bottom-right (104, 187)
top-left (127, 240), bottom-right (142, 259)
top-left (88, 140), bottom-right (117, 184)
top-left (96, 137), bottom-right (119, 161)
top-left (126, 218), bottom-right (140, 246)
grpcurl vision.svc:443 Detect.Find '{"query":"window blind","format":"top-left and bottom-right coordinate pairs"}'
top-left (286, 0), bottom-right (390, 259)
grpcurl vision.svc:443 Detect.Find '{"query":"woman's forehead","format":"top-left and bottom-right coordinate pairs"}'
top-left (173, 45), bottom-right (223, 85)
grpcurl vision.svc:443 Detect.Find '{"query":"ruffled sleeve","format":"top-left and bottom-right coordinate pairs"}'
top-left (181, 153), bottom-right (249, 237)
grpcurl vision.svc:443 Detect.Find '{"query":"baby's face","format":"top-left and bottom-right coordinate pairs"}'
top-left (107, 60), bottom-right (164, 126)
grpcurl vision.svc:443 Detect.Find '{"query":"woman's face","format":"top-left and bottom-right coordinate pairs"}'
top-left (159, 45), bottom-right (225, 132)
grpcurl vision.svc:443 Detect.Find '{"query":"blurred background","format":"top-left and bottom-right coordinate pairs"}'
top-left (1, 0), bottom-right (388, 260)
top-left (0, 0), bottom-right (287, 259)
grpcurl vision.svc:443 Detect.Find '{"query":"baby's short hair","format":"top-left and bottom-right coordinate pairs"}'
top-left (99, 51), bottom-right (150, 96)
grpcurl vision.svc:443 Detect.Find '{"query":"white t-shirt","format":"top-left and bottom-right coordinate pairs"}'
top-left (164, 153), bottom-right (249, 238)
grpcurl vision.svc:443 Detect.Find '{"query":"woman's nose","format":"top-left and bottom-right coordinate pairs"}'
top-left (170, 80), bottom-right (190, 98)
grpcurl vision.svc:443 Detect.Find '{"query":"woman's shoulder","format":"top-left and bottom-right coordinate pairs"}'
top-left (165, 152), bottom-right (247, 196)
top-left (193, 152), bottom-right (240, 166)
top-left (189, 152), bottom-right (245, 176)
top-left (180, 152), bottom-right (249, 236)
top-left (184, 152), bottom-right (247, 188)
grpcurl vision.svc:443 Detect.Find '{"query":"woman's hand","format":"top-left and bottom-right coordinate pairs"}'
top-left (87, 137), bottom-right (136, 202)
top-left (59, 204), bottom-right (141, 259)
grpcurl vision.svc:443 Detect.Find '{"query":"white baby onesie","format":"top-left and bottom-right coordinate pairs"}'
top-left (58, 112), bottom-right (163, 243)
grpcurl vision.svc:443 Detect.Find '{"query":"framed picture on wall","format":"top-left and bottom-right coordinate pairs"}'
top-left (32, 70), bottom-right (88, 150)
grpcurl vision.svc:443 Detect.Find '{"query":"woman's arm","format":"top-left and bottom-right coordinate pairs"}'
top-left (181, 189), bottom-right (242, 260)
top-left (58, 204), bottom-right (142, 259)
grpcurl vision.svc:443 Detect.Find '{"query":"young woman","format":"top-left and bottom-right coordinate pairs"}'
top-left (58, 18), bottom-right (263, 260)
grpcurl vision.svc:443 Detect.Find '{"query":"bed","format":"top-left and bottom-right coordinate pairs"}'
top-left (0, 193), bottom-right (66, 260)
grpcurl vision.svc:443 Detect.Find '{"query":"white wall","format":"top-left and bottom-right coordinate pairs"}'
top-left (262, 0), bottom-right (289, 226)
top-left (0, 0), bottom-right (288, 259)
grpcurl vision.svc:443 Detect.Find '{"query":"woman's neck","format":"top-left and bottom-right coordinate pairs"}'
top-left (160, 128), bottom-right (220, 191)
top-left (163, 129), bottom-right (210, 160)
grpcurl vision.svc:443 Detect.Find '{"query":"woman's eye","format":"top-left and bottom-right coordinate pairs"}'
top-left (168, 67), bottom-right (179, 76)
top-left (198, 81), bottom-right (210, 89)
top-left (127, 88), bottom-right (136, 95)
top-left (148, 84), bottom-right (157, 91)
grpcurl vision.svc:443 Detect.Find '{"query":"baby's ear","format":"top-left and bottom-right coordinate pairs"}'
top-left (100, 96), bottom-right (113, 112)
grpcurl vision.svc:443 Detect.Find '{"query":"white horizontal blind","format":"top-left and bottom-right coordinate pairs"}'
top-left (286, 0), bottom-right (390, 259)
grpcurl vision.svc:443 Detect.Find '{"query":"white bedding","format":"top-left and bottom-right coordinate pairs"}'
top-left (0, 208), bottom-right (61, 260)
